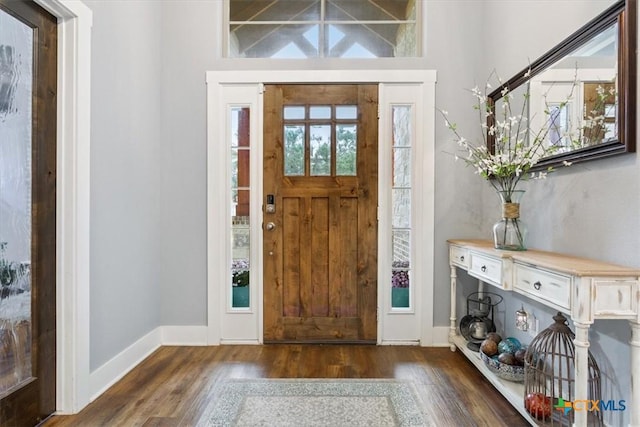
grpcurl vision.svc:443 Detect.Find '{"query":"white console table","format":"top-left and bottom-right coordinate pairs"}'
top-left (447, 239), bottom-right (640, 427)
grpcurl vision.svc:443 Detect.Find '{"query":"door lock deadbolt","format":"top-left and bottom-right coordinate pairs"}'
top-left (266, 194), bottom-right (276, 213)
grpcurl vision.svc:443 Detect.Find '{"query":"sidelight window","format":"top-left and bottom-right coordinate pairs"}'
top-left (230, 107), bottom-right (251, 308)
top-left (391, 105), bottom-right (412, 308)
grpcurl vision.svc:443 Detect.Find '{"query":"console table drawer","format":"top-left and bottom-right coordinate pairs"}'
top-left (450, 245), bottom-right (468, 268)
top-left (514, 264), bottom-right (571, 310)
top-left (469, 252), bottom-right (502, 285)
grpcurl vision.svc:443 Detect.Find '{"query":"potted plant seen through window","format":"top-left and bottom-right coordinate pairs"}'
top-left (231, 259), bottom-right (250, 308)
top-left (392, 260), bottom-right (410, 308)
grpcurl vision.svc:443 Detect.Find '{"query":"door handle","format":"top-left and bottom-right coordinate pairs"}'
top-left (265, 222), bottom-right (276, 231)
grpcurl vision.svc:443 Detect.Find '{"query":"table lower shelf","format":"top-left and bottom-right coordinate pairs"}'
top-left (451, 334), bottom-right (538, 426)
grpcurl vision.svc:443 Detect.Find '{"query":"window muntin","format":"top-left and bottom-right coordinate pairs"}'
top-left (228, 0), bottom-right (419, 58)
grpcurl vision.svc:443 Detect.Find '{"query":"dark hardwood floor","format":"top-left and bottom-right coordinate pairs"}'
top-left (42, 345), bottom-right (529, 426)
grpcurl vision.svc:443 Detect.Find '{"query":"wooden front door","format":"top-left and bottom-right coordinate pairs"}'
top-left (263, 84), bottom-right (378, 343)
top-left (0, 1), bottom-right (57, 424)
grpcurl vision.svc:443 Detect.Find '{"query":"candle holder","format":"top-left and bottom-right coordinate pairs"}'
top-left (515, 305), bottom-right (529, 331)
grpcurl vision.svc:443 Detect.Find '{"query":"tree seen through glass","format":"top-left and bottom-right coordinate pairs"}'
top-left (283, 107), bottom-right (357, 176)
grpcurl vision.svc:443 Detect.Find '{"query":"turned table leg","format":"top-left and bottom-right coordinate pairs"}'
top-left (573, 321), bottom-right (590, 427)
top-left (449, 265), bottom-right (457, 351)
top-left (630, 321), bottom-right (640, 427)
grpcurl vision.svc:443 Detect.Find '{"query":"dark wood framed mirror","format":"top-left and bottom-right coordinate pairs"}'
top-left (487, 0), bottom-right (636, 169)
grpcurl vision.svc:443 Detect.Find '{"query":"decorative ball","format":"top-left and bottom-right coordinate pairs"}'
top-left (514, 348), bottom-right (527, 366)
top-left (498, 352), bottom-right (516, 365)
top-left (486, 332), bottom-right (502, 343)
top-left (480, 339), bottom-right (498, 356)
top-left (525, 393), bottom-right (552, 420)
top-left (498, 337), bottom-right (521, 355)
top-left (505, 337), bottom-right (521, 348)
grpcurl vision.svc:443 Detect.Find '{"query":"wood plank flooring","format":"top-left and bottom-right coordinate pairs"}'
top-left (42, 345), bottom-right (529, 427)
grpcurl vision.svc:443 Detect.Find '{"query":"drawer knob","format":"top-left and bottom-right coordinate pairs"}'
top-left (534, 281), bottom-right (542, 290)
top-left (481, 265), bottom-right (487, 272)
top-left (460, 256), bottom-right (465, 262)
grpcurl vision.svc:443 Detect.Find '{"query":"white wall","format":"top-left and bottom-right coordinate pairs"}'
top-left (158, 1), bottom-right (217, 326)
top-left (86, 0), bottom-right (163, 370)
top-left (423, 0), bottom-right (488, 325)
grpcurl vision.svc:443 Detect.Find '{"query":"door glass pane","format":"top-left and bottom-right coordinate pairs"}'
top-left (310, 124), bottom-right (331, 176)
top-left (392, 231), bottom-right (410, 308)
top-left (309, 105), bottom-right (331, 119)
top-left (232, 212), bottom-right (250, 309)
top-left (231, 149), bottom-right (238, 187)
top-left (284, 106), bottom-right (305, 120)
top-left (284, 125), bottom-right (305, 176)
top-left (336, 105), bottom-right (357, 119)
top-left (0, 9), bottom-right (34, 392)
top-left (392, 229), bottom-right (411, 309)
top-left (231, 149), bottom-right (250, 191)
top-left (336, 124), bottom-right (357, 175)
top-left (392, 189), bottom-right (411, 228)
top-left (230, 107), bottom-right (250, 308)
top-left (393, 147), bottom-right (411, 187)
top-left (392, 106), bottom-right (412, 146)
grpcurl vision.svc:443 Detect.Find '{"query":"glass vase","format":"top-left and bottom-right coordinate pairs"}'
top-left (493, 190), bottom-right (527, 251)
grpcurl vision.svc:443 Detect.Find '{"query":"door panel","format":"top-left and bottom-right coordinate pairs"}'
top-left (263, 84), bottom-right (378, 342)
top-left (0, 0), bottom-right (57, 424)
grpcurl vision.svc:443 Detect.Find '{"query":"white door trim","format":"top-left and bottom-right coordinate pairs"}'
top-left (206, 69), bottom-right (437, 346)
top-left (34, 0), bottom-right (93, 414)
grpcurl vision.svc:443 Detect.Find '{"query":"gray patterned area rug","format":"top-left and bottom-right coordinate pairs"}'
top-left (197, 379), bottom-right (429, 427)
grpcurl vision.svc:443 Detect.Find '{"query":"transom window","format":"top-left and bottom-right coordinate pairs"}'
top-left (227, 0), bottom-right (419, 58)
top-left (283, 104), bottom-right (358, 176)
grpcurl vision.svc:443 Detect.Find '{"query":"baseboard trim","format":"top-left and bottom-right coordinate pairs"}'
top-left (220, 339), bottom-right (261, 345)
top-left (88, 325), bottom-right (209, 403)
top-left (379, 340), bottom-right (420, 346)
top-left (89, 327), bottom-right (162, 401)
top-left (161, 325), bottom-right (208, 345)
top-left (430, 326), bottom-right (451, 347)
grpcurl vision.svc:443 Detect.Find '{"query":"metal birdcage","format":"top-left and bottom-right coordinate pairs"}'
top-left (523, 312), bottom-right (602, 426)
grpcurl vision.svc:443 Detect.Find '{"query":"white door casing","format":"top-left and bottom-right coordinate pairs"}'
top-left (206, 70), bottom-right (437, 346)
top-left (34, 0), bottom-right (93, 414)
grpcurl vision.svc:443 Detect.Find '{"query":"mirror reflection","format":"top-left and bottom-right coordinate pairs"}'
top-left (488, 0), bottom-right (635, 169)
top-left (529, 22), bottom-right (618, 154)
